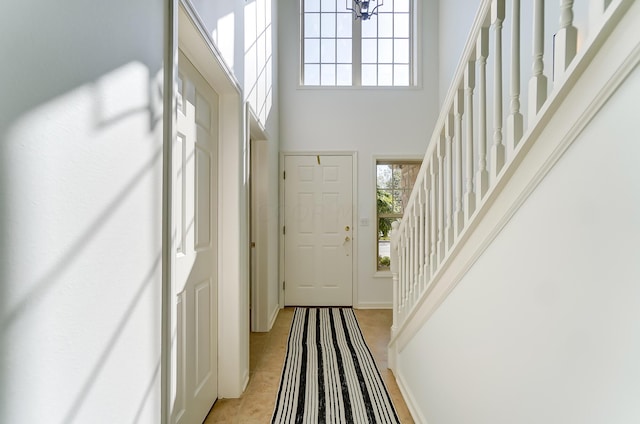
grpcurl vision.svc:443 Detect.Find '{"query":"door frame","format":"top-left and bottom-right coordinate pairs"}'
top-left (247, 106), bottom-right (272, 332)
top-left (163, 2), bottom-right (249, 422)
top-left (279, 151), bottom-right (359, 308)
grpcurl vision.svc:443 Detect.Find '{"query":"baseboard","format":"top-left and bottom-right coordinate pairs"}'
top-left (354, 302), bottom-right (392, 309)
top-left (241, 370), bottom-right (249, 394)
top-left (268, 305), bottom-right (280, 331)
top-left (395, 368), bottom-right (428, 424)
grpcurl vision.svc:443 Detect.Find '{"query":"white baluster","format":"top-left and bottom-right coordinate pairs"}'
top-left (445, 114), bottom-right (455, 250)
top-left (437, 134), bottom-right (446, 262)
top-left (507, 0), bottom-right (524, 151)
top-left (423, 172), bottom-right (430, 288)
top-left (454, 89), bottom-right (464, 236)
top-left (418, 185), bottom-right (425, 297)
top-left (429, 154), bottom-right (438, 273)
top-left (408, 218), bottom-right (413, 307)
top-left (464, 59), bottom-right (476, 221)
top-left (554, 0), bottom-right (578, 80)
top-left (476, 26), bottom-right (490, 203)
top-left (397, 231), bottom-right (403, 313)
top-left (390, 220), bottom-right (400, 335)
top-left (528, 0), bottom-right (548, 124)
top-left (491, 0), bottom-right (506, 178)
top-left (400, 229), bottom-right (409, 314)
top-left (404, 228), bottom-right (409, 313)
top-left (411, 203), bottom-right (420, 306)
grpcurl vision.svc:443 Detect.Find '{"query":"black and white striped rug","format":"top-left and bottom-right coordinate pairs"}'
top-left (271, 308), bottom-right (401, 424)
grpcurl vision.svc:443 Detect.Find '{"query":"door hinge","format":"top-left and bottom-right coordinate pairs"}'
top-left (283, 226), bottom-right (286, 235)
top-left (283, 281), bottom-right (285, 290)
top-left (283, 170), bottom-right (286, 179)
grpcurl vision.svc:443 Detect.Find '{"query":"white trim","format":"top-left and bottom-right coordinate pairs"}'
top-left (248, 106), bottom-right (272, 332)
top-left (179, 0), bottom-right (241, 94)
top-left (354, 302), bottom-right (392, 309)
top-left (161, 1), bottom-right (178, 423)
top-left (177, 0), bottom-right (249, 400)
top-left (268, 305), bottom-right (280, 331)
top-left (389, 1), bottom-right (640, 354)
top-left (395, 368), bottom-right (429, 424)
top-left (279, 151), bottom-right (359, 307)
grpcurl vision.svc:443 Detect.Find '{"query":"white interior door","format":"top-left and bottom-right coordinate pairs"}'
top-left (172, 51), bottom-right (218, 424)
top-left (284, 155), bottom-right (353, 306)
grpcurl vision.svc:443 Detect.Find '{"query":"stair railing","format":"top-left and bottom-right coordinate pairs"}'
top-left (390, 0), bottom-right (629, 337)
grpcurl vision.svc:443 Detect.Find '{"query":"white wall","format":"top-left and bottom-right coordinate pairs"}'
top-left (190, 0), bottom-right (278, 130)
top-left (397, 65), bottom-right (640, 424)
top-left (278, 0), bottom-right (440, 307)
top-left (0, 1), bottom-right (165, 422)
top-left (438, 0), bottom-right (479, 106)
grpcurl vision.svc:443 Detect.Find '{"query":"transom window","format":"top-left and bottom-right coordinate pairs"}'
top-left (376, 160), bottom-right (421, 271)
top-left (301, 0), bottom-right (414, 86)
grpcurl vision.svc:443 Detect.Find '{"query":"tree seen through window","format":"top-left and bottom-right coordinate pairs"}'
top-left (376, 161), bottom-right (421, 271)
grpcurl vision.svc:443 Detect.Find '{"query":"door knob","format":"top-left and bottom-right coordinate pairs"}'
top-left (345, 236), bottom-right (351, 242)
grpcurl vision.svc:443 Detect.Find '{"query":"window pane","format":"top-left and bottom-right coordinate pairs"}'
top-left (305, 0), bottom-right (320, 12)
top-left (361, 15), bottom-right (378, 38)
top-left (321, 39), bottom-right (336, 62)
top-left (394, 13), bottom-right (409, 38)
top-left (336, 64), bottom-right (352, 85)
top-left (394, 64), bottom-right (409, 85)
top-left (378, 64), bottom-right (393, 85)
top-left (376, 160), bottom-right (421, 271)
top-left (361, 38), bottom-right (377, 63)
top-left (305, 13), bottom-right (320, 37)
top-left (381, 0), bottom-right (393, 10)
top-left (378, 39), bottom-right (392, 63)
top-left (392, 189), bottom-right (403, 213)
top-left (394, 39), bottom-right (409, 63)
top-left (377, 164), bottom-right (392, 187)
top-left (336, 39), bottom-right (352, 63)
top-left (321, 0), bottom-right (336, 12)
top-left (394, 0), bottom-right (410, 12)
top-left (391, 165), bottom-right (402, 187)
top-left (304, 39), bottom-right (320, 63)
top-left (378, 13), bottom-right (393, 38)
top-left (336, 13), bottom-right (352, 37)
top-left (377, 217), bottom-right (392, 269)
top-left (304, 39), bottom-right (320, 62)
top-left (321, 64), bottom-right (336, 85)
top-left (362, 64), bottom-right (377, 85)
top-left (320, 13), bottom-right (336, 37)
top-left (304, 64), bottom-right (320, 84)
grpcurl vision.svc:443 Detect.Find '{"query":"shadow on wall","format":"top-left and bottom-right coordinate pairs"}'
top-left (0, 0), bottom-right (165, 421)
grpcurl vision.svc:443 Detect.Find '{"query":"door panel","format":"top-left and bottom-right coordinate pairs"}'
top-left (172, 50), bottom-right (218, 424)
top-left (284, 155), bottom-right (353, 306)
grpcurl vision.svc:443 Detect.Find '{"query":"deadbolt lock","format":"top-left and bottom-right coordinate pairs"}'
top-left (345, 225), bottom-right (350, 231)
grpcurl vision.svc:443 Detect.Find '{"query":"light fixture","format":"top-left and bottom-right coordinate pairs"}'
top-left (346, 0), bottom-right (383, 20)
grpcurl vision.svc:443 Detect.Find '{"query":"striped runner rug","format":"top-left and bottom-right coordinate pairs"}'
top-left (271, 308), bottom-right (401, 424)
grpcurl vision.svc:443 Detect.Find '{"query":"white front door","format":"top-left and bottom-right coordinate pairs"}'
top-left (172, 51), bottom-right (218, 424)
top-left (283, 155), bottom-right (353, 306)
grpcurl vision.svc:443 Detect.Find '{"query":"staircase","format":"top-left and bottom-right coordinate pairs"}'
top-left (388, 1), bottom-right (640, 422)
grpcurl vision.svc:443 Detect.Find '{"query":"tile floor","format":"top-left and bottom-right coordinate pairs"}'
top-left (204, 308), bottom-right (414, 423)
